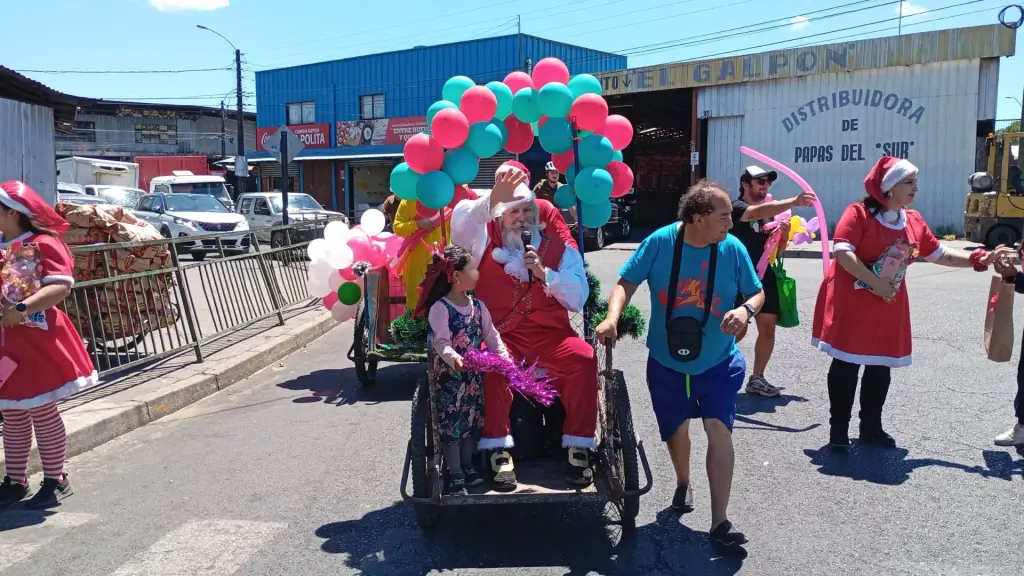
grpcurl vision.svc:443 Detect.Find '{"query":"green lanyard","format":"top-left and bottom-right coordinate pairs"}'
top-left (686, 373), bottom-right (691, 398)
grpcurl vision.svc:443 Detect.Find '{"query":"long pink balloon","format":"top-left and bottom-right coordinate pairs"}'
top-left (739, 146), bottom-right (831, 273)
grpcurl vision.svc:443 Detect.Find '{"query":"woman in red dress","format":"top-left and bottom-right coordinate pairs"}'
top-left (0, 181), bottom-right (97, 509)
top-left (812, 157), bottom-right (1010, 449)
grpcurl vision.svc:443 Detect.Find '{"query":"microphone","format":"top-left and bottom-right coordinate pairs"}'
top-left (521, 229), bottom-right (533, 284)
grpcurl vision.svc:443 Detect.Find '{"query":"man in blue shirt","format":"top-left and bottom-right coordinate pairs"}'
top-left (596, 180), bottom-right (764, 547)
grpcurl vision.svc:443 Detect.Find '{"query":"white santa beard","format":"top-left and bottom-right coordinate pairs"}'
top-left (501, 224), bottom-right (541, 252)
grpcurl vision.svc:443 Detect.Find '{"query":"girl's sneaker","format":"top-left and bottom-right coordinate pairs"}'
top-left (446, 475), bottom-right (467, 496)
top-left (0, 476), bottom-right (31, 507)
top-left (25, 474), bottom-right (73, 510)
top-left (463, 468), bottom-right (485, 487)
top-left (994, 423), bottom-right (1024, 446)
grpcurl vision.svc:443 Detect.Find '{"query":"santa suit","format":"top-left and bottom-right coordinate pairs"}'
top-left (450, 189), bottom-right (597, 451)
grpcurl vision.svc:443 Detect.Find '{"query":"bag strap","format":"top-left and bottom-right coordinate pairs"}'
top-left (701, 244), bottom-right (718, 328)
top-left (665, 223), bottom-right (718, 328)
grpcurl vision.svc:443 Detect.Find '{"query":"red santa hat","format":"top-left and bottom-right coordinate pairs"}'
top-left (493, 161), bottom-right (535, 217)
top-left (0, 181), bottom-right (70, 236)
top-left (864, 156), bottom-right (918, 205)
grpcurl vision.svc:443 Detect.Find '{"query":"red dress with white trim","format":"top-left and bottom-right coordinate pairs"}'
top-left (0, 232), bottom-right (97, 409)
top-left (812, 203), bottom-right (943, 368)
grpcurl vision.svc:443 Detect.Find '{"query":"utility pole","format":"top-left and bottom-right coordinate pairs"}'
top-left (235, 48), bottom-right (246, 197)
top-left (220, 100), bottom-right (227, 157)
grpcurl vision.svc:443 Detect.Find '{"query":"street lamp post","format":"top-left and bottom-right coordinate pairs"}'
top-left (198, 25), bottom-right (246, 196)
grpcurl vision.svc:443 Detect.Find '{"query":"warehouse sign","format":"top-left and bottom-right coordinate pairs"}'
top-left (595, 24), bottom-right (1015, 95)
top-left (256, 123), bottom-right (330, 151)
top-left (336, 116), bottom-right (427, 146)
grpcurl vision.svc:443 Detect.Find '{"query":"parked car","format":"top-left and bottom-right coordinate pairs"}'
top-left (57, 182), bottom-right (86, 195)
top-left (150, 172), bottom-right (235, 211)
top-left (560, 191), bottom-right (634, 250)
top-left (58, 193), bottom-right (109, 206)
top-left (84, 185), bottom-right (145, 213)
top-left (236, 192), bottom-right (347, 248)
top-left (134, 193), bottom-right (250, 261)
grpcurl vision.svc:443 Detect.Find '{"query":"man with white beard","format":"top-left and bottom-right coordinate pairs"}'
top-left (451, 162), bottom-right (597, 490)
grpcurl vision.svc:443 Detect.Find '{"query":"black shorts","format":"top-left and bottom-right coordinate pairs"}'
top-left (736, 266), bottom-right (780, 317)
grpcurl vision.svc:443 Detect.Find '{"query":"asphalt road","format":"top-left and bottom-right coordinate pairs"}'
top-left (3, 252), bottom-right (1023, 576)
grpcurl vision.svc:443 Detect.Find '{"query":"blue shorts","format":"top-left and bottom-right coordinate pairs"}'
top-left (645, 351), bottom-right (746, 441)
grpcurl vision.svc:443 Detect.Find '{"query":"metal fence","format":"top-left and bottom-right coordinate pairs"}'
top-left (61, 220), bottom-right (329, 379)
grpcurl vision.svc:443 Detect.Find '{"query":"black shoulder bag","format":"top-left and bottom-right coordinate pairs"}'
top-left (664, 224), bottom-right (718, 362)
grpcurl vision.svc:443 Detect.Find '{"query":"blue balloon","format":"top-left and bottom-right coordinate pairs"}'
top-left (537, 82), bottom-right (574, 119)
top-left (489, 118), bottom-right (508, 145)
top-left (578, 134), bottom-right (615, 168)
top-left (390, 162), bottom-right (421, 200)
top-left (553, 184), bottom-right (577, 209)
top-left (417, 171), bottom-right (455, 210)
top-left (574, 167), bottom-right (614, 205)
top-left (612, 150), bottom-right (624, 162)
top-left (566, 164), bottom-right (577, 185)
top-left (539, 118), bottom-right (573, 154)
top-left (442, 148), bottom-right (480, 185)
top-left (426, 100), bottom-right (457, 126)
top-left (442, 76), bottom-right (475, 105)
top-left (486, 81), bottom-right (514, 120)
top-left (581, 200), bottom-right (613, 228)
top-left (568, 74), bottom-right (603, 99)
top-left (465, 122), bottom-right (504, 158)
top-left (512, 88), bottom-right (542, 124)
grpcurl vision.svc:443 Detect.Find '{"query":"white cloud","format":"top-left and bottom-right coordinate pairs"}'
top-left (148, 0), bottom-right (230, 12)
top-left (897, 2), bottom-right (927, 17)
top-left (790, 16), bottom-right (810, 31)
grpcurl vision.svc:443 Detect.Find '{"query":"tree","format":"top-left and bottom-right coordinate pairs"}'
top-left (998, 120), bottom-right (1020, 145)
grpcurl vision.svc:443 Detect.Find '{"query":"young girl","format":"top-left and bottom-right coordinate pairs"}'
top-left (0, 181), bottom-right (97, 509)
top-left (416, 244), bottom-right (511, 495)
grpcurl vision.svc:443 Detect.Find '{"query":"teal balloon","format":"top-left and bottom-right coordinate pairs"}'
top-left (531, 121), bottom-right (540, 137)
top-left (539, 118), bottom-right (573, 154)
top-left (512, 88), bottom-right (542, 123)
top-left (416, 170), bottom-right (455, 210)
top-left (426, 100), bottom-right (457, 126)
top-left (486, 81), bottom-right (514, 120)
top-left (566, 164), bottom-right (577, 185)
top-left (553, 185), bottom-right (577, 209)
top-left (574, 167), bottom-right (614, 205)
top-left (568, 74), bottom-right (603, 99)
top-left (442, 148), bottom-right (480, 185)
top-left (581, 200), bottom-right (613, 228)
top-left (612, 150), bottom-right (624, 162)
top-left (390, 162), bottom-right (421, 200)
top-left (465, 121), bottom-right (504, 158)
top-left (578, 134), bottom-right (615, 168)
top-left (442, 76), bottom-right (475, 105)
top-left (537, 82), bottom-right (573, 119)
top-left (489, 118), bottom-right (508, 145)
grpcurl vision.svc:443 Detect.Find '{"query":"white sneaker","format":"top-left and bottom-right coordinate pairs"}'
top-left (993, 423), bottom-right (1024, 447)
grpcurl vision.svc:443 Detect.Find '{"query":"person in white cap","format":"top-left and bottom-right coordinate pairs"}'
top-left (731, 166), bottom-right (817, 397)
top-left (534, 161), bottom-right (576, 222)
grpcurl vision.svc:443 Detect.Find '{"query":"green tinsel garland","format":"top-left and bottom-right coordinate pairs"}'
top-left (389, 312), bottom-right (430, 347)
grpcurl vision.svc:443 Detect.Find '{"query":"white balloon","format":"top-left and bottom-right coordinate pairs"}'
top-left (330, 302), bottom-right (358, 323)
top-left (325, 244), bottom-right (355, 270)
top-left (327, 271), bottom-right (344, 292)
top-left (307, 238), bottom-right (328, 262)
top-left (360, 209), bottom-right (387, 237)
top-left (324, 220), bottom-right (350, 244)
top-left (307, 276), bottom-right (332, 298)
top-left (375, 231), bottom-right (394, 240)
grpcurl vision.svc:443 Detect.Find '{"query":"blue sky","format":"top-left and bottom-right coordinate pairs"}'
top-left (5, 0), bottom-right (1022, 122)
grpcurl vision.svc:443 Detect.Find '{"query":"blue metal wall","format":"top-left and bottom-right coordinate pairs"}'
top-left (254, 34), bottom-right (626, 132)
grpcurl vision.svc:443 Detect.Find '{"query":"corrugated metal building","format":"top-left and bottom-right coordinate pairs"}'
top-left (594, 24), bottom-right (1016, 232)
top-left (0, 66), bottom-right (78, 206)
top-left (253, 34), bottom-right (626, 214)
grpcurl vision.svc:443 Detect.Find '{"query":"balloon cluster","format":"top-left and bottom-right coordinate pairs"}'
top-left (390, 57), bottom-right (633, 228)
top-left (305, 209), bottom-right (403, 323)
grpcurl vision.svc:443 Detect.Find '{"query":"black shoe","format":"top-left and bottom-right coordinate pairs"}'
top-left (463, 468), bottom-right (485, 488)
top-left (829, 428), bottom-right (851, 450)
top-left (565, 448), bottom-right (594, 487)
top-left (446, 475), bottom-right (467, 496)
top-left (25, 474), bottom-right (73, 510)
top-left (0, 476), bottom-right (31, 507)
top-left (488, 450), bottom-right (517, 492)
top-left (860, 427), bottom-right (897, 448)
top-left (710, 520), bottom-right (748, 546)
top-left (671, 484), bottom-right (695, 513)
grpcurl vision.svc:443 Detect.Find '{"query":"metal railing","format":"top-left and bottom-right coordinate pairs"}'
top-left (60, 218), bottom-right (333, 379)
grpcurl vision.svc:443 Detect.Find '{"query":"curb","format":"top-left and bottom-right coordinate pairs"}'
top-left (3, 312), bottom-right (340, 477)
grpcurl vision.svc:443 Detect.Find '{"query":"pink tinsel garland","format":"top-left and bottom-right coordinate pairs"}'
top-left (462, 348), bottom-right (558, 406)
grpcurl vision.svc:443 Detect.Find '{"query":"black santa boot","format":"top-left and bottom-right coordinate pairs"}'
top-left (859, 367), bottom-right (896, 448)
top-left (827, 362), bottom-right (858, 449)
top-left (486, 449), bottom-right (518, 492)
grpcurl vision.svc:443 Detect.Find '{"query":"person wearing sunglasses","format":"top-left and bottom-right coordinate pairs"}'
top-left (730, 166), bottom-right (817, 397)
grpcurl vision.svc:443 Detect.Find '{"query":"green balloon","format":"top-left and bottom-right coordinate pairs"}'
top-left (553, 184), bottom-right (577, 209)
top-left (537, 82), bottom-right (574, 119)
top-left (442, 148), bottom-right (480, 185)
top-left (338, 282), bottom-right (362, 306)
top-left (539, 117), bottom-right (573, 154)
top-left (442, 76), bottom-right (475, 105)
top-left (612, 150), bottom-right (624, 162)
top-left (512, 88), bottom-right (542, 124)
top-left (568, 74), bottom-right (603, 99)
top-left (390, 162), bottom-right (421, 200)
top-left (465, 121), bottom-right (504, 158)
top-left (426, 100), bottom-right (457, 126)
top-left (486, 81), bottom-right (514, 120)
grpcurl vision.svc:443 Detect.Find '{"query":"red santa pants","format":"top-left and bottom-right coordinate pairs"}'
top-left (480, 324), bottom-right (598, 450)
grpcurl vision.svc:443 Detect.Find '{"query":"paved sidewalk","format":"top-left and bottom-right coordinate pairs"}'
top-left (606, 239), bottom-right (1011, 261)
top-left (1, 302), bottom-right (342, 477)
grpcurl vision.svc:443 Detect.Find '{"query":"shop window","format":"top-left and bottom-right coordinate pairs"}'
top-left (360, 94), bottom-right (385, 120)
top-left (286, 102), bottom-right (315, 125)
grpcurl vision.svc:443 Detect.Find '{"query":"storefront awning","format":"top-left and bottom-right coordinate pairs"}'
top-left (243, 145), bottom-right (404, 163)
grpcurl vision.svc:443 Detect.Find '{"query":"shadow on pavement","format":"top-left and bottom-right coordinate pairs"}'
top-left (315, 501), bottom-right (746, 575)
top-left (803, 444), bottom-right (1011, 485)
top-left (980, 449), bottom-right (1024, 480)
top-left (734, 394), bottom-right (821, 434)
top-left (0, 508), bottom-right (58, 532)
top-left (278, 364), bottom-right (422, 406)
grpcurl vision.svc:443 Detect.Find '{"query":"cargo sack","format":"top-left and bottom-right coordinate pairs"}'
top-left (984, 276), bottom-right (1015, 362)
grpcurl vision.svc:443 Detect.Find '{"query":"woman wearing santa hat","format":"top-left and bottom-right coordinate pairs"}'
top-left (0, 181), bottom-right (97, 509)
top-left (812, 157), bottom-right (1011, 449)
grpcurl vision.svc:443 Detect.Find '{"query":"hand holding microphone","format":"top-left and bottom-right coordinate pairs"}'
top-left (521, 230), bottom-right (543, 284)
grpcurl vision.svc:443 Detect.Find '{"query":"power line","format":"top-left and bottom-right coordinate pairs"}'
top-left (13, 66), bottom-right (233, 75)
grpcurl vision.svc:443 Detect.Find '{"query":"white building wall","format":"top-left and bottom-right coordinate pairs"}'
top-left (0, 97), bottom-right (57, 205)
top-left (698, 59), bottom-right (984, 232)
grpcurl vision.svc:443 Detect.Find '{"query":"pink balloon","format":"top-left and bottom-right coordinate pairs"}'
top-left (532, 58), bottom-right (570, 89)
top-left (503, 117), bottom-right (534, 154)
top-left (459, 86), bottom-right (498, 124)
top-left (367, 242), bottom-right (388, 268)
top-left (570, 93), bottom-right (609, 132)
top-left (346, 230), bottom-right (372, 262)
top-left (415, 201), bottom-right (440, 220)
top-left (430, 108), bottom-right (470, 149)
top-left (600, 114), bottom-right (634, 152)
top-left (323, 290), bottom-right (339, 310)
top-left (551, 150), bottom-right (575, 174)
top-left (339, 266), bottom-right (358, 281)
top-left (403, 133), bottom-right (444, 174)
top-left (607, 161), bottom-right (634, 198)
top-left (384, 233), bottom-right (404, 258)
top-left (503, 72), bottom-right (534, 96)
top-left (448, 184), bottom-right (476, 208)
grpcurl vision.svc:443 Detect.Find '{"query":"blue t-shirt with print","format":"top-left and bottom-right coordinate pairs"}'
top-left (620, 223), bottom-right (762, 376)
